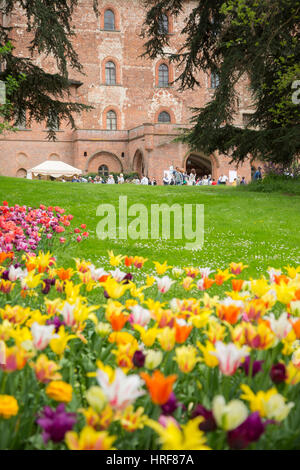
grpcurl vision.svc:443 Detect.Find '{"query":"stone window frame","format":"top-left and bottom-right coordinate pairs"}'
top-left (101, 57), bottom-right (121, 86)
top-left (158, 12), bottom-right (174, 35)
top-left (155, 107), bottom-right (175, 124)
top-left (155, 60), bottom-right (174, 88)
top-left (100, 5), bottom-right (120, 31)
top-left (103, 105), bottom-right (121, 130)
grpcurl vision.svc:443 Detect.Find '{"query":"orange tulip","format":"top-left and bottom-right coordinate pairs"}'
top-left (274, 275), bottom-right (289, 285)
top-left (125, 256), bottom-right (134, 267)
top-left (56, 267), bottom-right (74, 281)
top-left (203, 277), bottom-right (215, 290)
top-left (174, 323), bottom-right (193, 343)
top-left (217, 304), bottom-right (241, 325)
top-left (292, 319), bottom-right (300, 339)
top-left (0, 252), bottom-right (14, 264)
top-left (294, 289), bottom-right (300, 301)
top-left (231, 279), bottom-right (244, 292)
top-left (109, 312), bottom-right (128, 331)
top-left (140, 370), bottom-right (177, 405)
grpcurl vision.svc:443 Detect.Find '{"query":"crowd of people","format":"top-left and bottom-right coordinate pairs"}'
top-left (162, 167), bottom-right (248, 186)
top-left (61, 166), bottom-right (260, 186)
top-left (67, 174), bottom-right (158, 185)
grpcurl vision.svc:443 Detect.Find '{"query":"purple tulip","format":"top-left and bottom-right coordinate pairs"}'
top-left (227, 412), bottom-right (266, 450)
top-left (46, 316), bottom-right (66, 333)
top-left (191, 405), bottom-right (217, 432)
top-left (270, 363), bottom-right (287, 384)
top-left (133, 350), bottom-right (146, 368)
top-left (37, 404), bottom-right (76, 444)
top-left (240, 356), bottom-right (264, 377)
top-left (161, 392), bottom-right (179, 415)
top-left (123, 272), bottom-right (133, 284)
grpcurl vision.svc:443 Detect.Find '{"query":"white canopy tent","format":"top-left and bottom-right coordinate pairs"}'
top-left (29, 160), bottom-right (82, 178)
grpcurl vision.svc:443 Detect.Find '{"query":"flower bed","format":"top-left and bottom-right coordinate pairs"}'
top-left (1, 207), bottom-right (300, 450)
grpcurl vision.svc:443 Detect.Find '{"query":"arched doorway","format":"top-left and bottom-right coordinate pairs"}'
top-left (16, 168), bottom-right (27, 178)
top-left (185, 153), bottom-right (212, 178)
top-left (133, 150), bottom-right (144, 177)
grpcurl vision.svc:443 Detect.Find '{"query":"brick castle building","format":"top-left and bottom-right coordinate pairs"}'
top-left (0, 1), bottom-right (254, 182)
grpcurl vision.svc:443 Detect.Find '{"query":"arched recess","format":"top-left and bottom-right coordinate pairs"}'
top-left (86, 151), bottom-right (123, 173)
top-left (48, 153), bottom-right (60, 161)
top-left (183, 152), bottom-right (219, 179)
top-left (16, 152), bottom-right (28, 168)
top-left (132, 149), bottom-right (145, 177)
top-left (16, 168), bottom-right (27, 178)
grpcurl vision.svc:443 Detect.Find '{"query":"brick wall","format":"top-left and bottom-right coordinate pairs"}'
top-left (0, 0), bottom-right (253, 183)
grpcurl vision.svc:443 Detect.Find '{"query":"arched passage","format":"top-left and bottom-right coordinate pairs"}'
top-left (86, 151), bottom-right (123, 174)
top-left (132, 150), bottom-right (145, 177)
top-left (16, 168), bottom-right (27, 178)
top-left (184, 152), bottom-right (218, 179)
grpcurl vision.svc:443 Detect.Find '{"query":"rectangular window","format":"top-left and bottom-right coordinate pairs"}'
top-left (14, 109), bottom-right (26, 130)
top-left (211, 72), bottom-right (220, 89)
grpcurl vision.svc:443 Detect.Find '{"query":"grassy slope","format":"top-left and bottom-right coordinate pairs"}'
top-left (0, 176), bottom-right (299, 278)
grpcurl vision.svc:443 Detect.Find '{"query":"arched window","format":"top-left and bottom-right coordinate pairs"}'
top-left (105, 61), bottom-right (116, 85)
top-left (107, 110), bottom-right (117, 130)
top-left (158, 111), bottom-right (171, 123)
top-left (211, 72), bottom-right (220, 89)
top-left (159, 14), bottom-right (169, 34)
top-left (104, 9), bottom-right (115, 30)
top-left (98, 165), bottom-right (109, 176)
top-left (158, 64), bottom-right (169, 87)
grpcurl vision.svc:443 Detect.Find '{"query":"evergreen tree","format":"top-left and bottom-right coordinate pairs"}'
top-left (142, 0), bottom-right (300, 165)
top-left (0, 0), bottom-right (98, 139)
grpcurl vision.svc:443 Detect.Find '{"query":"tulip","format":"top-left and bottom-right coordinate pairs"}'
top-left (97, 368), bottom-right (145, 411)
top-left (270, 363), bottom-right (287, 384)
top-left (133, 350), bottom-right (146, 368)
top-left (31, 322), bottom-right (58, 350)
top-left (86, 386), bottom-right (108, 413)
top-left (130, 305), bottom-right (151, 327)
top-left (155, 276), bottom-right (175, 293)
top-left (161, 392), bottom-right (179, 415)
top-left (212, 395), bottom-right (248, 431)
top-left (240, 356), bottom-right (264, 377)
top-left (227, 412), bottom-right (266, 449)
top-left (191, 405), bottom-right (217, 432)
top-left (210, 341), bottom-right (248, 376)
top-left (144, 350), bottom-right (163, 369)
top-left (37, 404), bottom-right (76, 444)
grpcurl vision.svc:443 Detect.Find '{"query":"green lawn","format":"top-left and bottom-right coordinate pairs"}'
top-left (1, 176), bottom-right (300, 278)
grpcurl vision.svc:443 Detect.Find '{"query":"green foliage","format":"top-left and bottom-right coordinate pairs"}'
top-left (0, 1), bottom-right (99, 139)
top-left (240, 175), bottom-right (300, 195)
top-left (142, 0), bottom-right (300, 165)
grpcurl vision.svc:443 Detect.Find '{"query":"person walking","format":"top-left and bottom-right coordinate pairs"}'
top-left (188, 169), bottom-right (196, 186)
top-left (253, 167), bottom-right (262, 181)
top-left (174, 167), bottom-right (183, 185)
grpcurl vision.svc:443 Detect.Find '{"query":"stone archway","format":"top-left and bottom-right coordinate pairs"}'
top-left (132, 150), bottom-right (145, 177)
top-left (16, 168), bottom-right (27, 178)
top-left (184, 152), bottom-right (218, 179)
top-left (86, 151), bottom-right (123, 174)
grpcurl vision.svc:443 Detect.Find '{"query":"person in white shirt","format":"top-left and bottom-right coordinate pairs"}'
top-left (188, 169), bottom-right (196, 185)
top-left (117, 173), bottom-right (124, 184)
top-left (141, 175), bottom-right (149, 185)
top-left (107, 175), bottom-right (115, 184)
top-left (220, 174), bottom-right (228, 185)
top-left (202, 175), bottom-right (209, 185)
